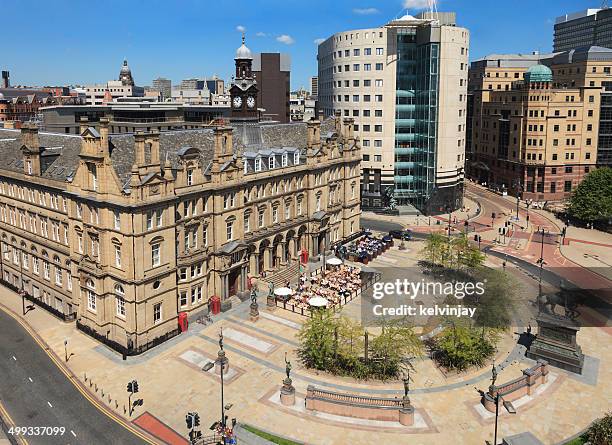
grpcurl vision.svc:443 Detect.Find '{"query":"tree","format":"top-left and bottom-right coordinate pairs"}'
top-left (369, 319), bottom-right (423, 380)
top-left (421, 232), bottom-right (450, 267)
top-left (431, 320), bottom-right (497, 371)
top-left (567, 167), bottom-right (612, 223)
top-left (297, 309), bottom-right (337, 370)
top-left (587, 412), bottom-right (612, 445)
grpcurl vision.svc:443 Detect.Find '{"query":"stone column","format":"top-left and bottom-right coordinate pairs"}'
top-left (280, 242), bottom-right (287, 265)
top-left (251, 253), bottom-right (259, 276)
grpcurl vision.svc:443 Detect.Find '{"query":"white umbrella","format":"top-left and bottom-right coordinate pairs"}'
top-left (326, 257), bottom-right (343, 266)
top-left (308, 296), bottom-right (329, 307)
top-left (274, 287), bottom-right (293, 297)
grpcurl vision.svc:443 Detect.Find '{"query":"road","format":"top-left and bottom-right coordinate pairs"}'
top-left (360, 217), bottom-right (402, 234)
top-left (0, 309), bottom-right (149, 445)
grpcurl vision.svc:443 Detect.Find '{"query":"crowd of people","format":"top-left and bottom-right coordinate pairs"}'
top-left (345, 234), bottom-right (392, 263)
top-left (282, 264), bottom-right (362, 310)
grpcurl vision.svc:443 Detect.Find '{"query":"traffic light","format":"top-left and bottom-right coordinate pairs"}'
top-left (186, 414), bottom-right (193, 430)
top-left (127, 380), bottom-right (139, 393)
top-left (491, 212), bottom-right (496, 219)
top-left (474, 234), bottom-right (478, 241)
top-left (193, 412), bottom-right (200, 428)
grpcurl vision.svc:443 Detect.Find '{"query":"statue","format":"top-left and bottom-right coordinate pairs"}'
top-left (402, 371), bottom-right (410, 397)
top-left (268, 281), bottom-right (274, 296)
top-left (219, 328), bottom-right (224, 351)
top-left (284, 352), bottom-right (292, 381)
top-left (491, 362), bottom-right (498, 387)
top-left (250, 288), bottom-right (257, 304)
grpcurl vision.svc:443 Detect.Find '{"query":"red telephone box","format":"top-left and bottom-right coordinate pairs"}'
top-left (300, 249), bottom-right (309, 264)
top-left (178, 312), bottom-right (189, 332)
top-left (210, 296), bottom-right (221, 315)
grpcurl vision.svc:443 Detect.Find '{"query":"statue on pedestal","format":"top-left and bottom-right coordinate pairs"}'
top-left (280, 352), bottom-right (295, 406)
top-left (249, 288), bottom-right (259, 321)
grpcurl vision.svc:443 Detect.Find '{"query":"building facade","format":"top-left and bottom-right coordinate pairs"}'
top-left (317, 12), bottom-right (469, 214)
top-left (253, 52), bottom-right (291, 123)
top-left (0, 116), bottom-right (360, 352)
top-left (85, 60), bottom-right (144, 106)
top-left (467, 47), bottom-right (611, 202)
top-left (554, 8), bottom-right (612, 52)
top-left (152, 78), bottom-right (172, 100)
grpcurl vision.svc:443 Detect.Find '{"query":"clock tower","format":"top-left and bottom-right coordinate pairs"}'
top-left (230, 34), bottom-right (259, 121)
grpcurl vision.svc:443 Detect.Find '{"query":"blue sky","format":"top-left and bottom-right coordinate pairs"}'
top-left (2, 0), bottom-right (594, 90)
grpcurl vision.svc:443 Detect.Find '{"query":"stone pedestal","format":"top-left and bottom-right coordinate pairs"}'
top-left (280, 378), bottom-right (295, 406)
top-left (267, 294), bottom-right (276, 311)
top-left (398, 397), bottom-right (414, 426)
top-left (526, 312), bottom-right (584, 374)
top-left (215, 350), bottom-right (229, 376)
top-left (250, 301), bottom-right (259, 322)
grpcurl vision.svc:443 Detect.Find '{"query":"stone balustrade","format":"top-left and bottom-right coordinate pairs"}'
top-left (481, 360), bottom-right (549, 413)
top-left (305, 385), bottom-right (414, 425)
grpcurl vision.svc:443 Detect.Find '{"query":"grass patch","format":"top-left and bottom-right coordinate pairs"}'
top-left (562, 436), bottom-right (588, 445)
top-left (241, 424), bottom-right (302, 445)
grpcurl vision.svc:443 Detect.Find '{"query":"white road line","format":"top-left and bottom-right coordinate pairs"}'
top-left (70, 430), bottom-right (76, 437)
top-left (28, 377), bottom-right (33, 382)
top-left (11, 355), bottom-right (16, 361)
top-left (47, 401), bottom-right (53, 408)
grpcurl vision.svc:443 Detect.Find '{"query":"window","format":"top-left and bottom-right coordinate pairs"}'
top-left (151, 242), bottom-right (161, 266)
top-left (297, 200), bottom-right (303, 216)
top-left (364, 79), bottom-right (371, 86)
top-left (43, 260), bottom-right (50, 280)
top-left (374, 125), bottom-right (382, 132)
top-left (375, 110), bottom-right (382, 117)
top-left (353, 64), bottom-right (360, 71)
top-left (226, 220), bottom-right (233, 241)
top-left (375, 95), bottom-right (383, 102)
top-left (113, 211), bottom-right (120, 230)
top-left (364, 63), bottom-right (371, 71)
top-left (564, 181), bottom-right (572, 192)
top-left (255, 157), bottom-right (262, 172)
top-left (114, 245), bottom-right (121, 268)
top-left (33, 256), bottom-right (39, 274)
top-left (153, 302), bottom-right (162, 324)
top-left (375, 63), bottom-right (383, 70)
top-left (353, 48), bottom-right (360, 56)
top-left (86, 280), bottom-right (96, 312)
top-left (364, 47), bottom-right (371, 55)
top-left (376, 47), bottom-right (383, 55)
top-left (244, 213), bottom-right (250, 233)
top-left (268, 156), bottom-right (275, 169)
top-left (282, 153), bottom-right (288, 167)
top-left (187, 169), bottom-right (194, 185)
top-left (374, 140), bottom-right (382, 147)
top-left (115, 284), bottom-right (125, 317)
top-left (375, 79), bottom-right (383, 87)
top-left (258, 209), bottom-right (265, 227)
top-left (294, 152), bottom-right (300, 165)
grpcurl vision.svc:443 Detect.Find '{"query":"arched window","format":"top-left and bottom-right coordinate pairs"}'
top-left (114, 284), bottom-right (125, 296)
top-left (86, 279), bottom-right (96, 312)
top-left (115, 284), bottom-right (126, 317)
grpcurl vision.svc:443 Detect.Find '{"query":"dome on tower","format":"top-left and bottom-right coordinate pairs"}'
top-left (524, 64), bottom-right (552, 83)
top-left (120, 59), bottom-right (131, 74)
top-left (235, 35), bottom-right (252, 60)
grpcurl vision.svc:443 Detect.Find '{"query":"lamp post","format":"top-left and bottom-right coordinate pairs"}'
top-left (203, 329), bottom-right (232, 444)
top-left (446, 204), bottom-right (452, 238)
top-left (64, 339), bottom-right (69, 362)
top-left (537, 226), bottom-right (547, 285)
top-left (489, 363), bottom-right (517, 445)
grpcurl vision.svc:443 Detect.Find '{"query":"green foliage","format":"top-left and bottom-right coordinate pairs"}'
top-left (242, 424), bottom-right (303, 445)
top-left (567, 167), bottom-right (612, 223)
top-left (587, 412), bottom-right (612, 445)
top-left (420, 233), bottom-right (484, 270)
top-left (466, 267), bottom-right (515, 331)
top-left (297, 311), bottom-right (422, 380)
top-left (431, 320), bottom-right (497, 371)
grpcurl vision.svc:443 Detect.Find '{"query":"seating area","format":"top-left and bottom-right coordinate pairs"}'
top-left (344, 234), bottom-right (393, 264)
top-left (276, 263), bottom-right (362, 313)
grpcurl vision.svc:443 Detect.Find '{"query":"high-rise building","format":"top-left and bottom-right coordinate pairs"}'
top-left (318, 12), bottom-right (469, 213)
top-left (468, 46), bottom-right (611, 202)
top-left (1, 71), bottom-right (9, 88)
top-left (253, 52), bottom-right (291, 123)
top-left (152, 77), bottom-right (172, 99)
top-left (554, 8), bottom-right (612, 52)
top-left (310, 76), bottom-right (319, 99)
top-left (180, 78), bottom-right (206, 90)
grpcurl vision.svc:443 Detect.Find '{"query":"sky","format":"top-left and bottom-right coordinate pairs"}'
top-left (1, 0), bottom-right (595, 91)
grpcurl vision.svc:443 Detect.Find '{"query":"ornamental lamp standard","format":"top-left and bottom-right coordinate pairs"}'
top-left (489, 363), bottom-right (517, 445)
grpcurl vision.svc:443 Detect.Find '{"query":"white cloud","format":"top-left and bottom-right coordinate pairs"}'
top-left (276, 34), bottom-right (295, 45)
top-left (403, 0), bottom-right (429, 9)
top-left (353, 7), bottom-right (379, 15)
top-left (236, 25), bottom-right (246, 33)
top-left (255, 32), bottom-right (267, 37)
top-left (314, 38), bottom-right (326, 45)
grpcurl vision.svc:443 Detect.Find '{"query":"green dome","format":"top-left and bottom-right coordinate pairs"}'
top-left (525, 64), bottom-right (552, 83)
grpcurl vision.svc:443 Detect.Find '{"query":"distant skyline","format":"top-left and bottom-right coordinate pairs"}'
top-left (1, 0), bottom-right (594, 91)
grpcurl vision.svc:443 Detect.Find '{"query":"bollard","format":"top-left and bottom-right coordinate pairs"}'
top-left (84, 373), bottom-right (87, 382)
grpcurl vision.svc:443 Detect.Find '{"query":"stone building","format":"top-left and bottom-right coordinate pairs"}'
top-left (468, 46), bottom-right (611, 202)
top-left (0, 116), bottom-right (361, 352)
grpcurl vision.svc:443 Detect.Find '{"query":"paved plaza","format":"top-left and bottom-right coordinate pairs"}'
top-left (0, 227), bottom-right (610, 445)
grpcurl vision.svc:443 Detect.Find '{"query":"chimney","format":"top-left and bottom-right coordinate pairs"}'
top-left (213, 126), bottom-right (233, 162)
top-left (342, 118), bottom-right (355, 141)
top-left (307, 119), bottom-right (321, 148)
top-left (1, 71), bottom-right (9, 89)
top-left (79, 116), bottom-right (89, 135)
top-left (148, 131), bottom-right (160, 166)
top-left (134, 131), bottom-right (146, 166)
top-left (20, 122), bottom-right (41, 175)
top-left (334, 110), bottom-right (342, 134)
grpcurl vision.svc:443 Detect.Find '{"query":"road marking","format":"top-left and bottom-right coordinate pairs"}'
top-left (47, 401), bottom-right (53, 408)
top-left (12, 355), bottom-right (16, 361)
top-left (28, 377), bottom-right (33, 382)
top-left (71, 430), bottom-right (76, 437)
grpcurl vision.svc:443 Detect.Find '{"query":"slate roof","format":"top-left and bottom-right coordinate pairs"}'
top-left (0, 117), bottom-right (339, 187)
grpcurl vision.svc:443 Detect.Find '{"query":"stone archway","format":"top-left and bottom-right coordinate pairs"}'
top-left (257, 239), bottom-right (270, 275)
top-left (272, 234), bottom-right (284, 269)
top-left (285, 229), bottom-right (296, 262)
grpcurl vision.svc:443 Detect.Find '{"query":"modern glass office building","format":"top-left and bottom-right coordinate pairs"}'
top-left (318, 12), bottom-right (469, 214)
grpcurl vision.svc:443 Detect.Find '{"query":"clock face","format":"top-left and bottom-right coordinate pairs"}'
top-left (247, 96), bottom-right (256, 108)
top-left (233, 96), bottom-right (242, 108)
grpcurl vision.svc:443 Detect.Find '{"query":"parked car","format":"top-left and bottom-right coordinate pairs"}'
top-left (389, 229), bottom-right (412, 240)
